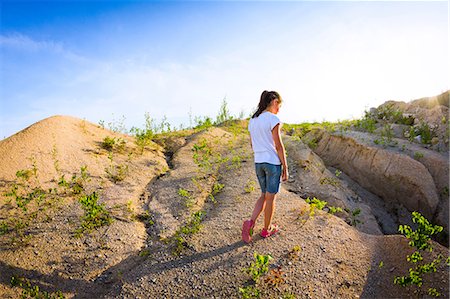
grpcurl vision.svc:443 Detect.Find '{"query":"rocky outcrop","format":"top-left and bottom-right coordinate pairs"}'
top-left (375, 91), bottom-right (449, 151)
top-left (306, 129), bottom-right (440, 221)
top-left (284, 136), bottom-right (385, 235)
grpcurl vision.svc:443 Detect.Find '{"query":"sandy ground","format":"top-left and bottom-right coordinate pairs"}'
top-left (0, 116), bottom-right (448, 299)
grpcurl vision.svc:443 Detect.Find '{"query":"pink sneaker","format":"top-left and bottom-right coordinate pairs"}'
top-left (242, 219), bottom-right (254, 243)
top-left (260, 224), bottom-right (279, 238)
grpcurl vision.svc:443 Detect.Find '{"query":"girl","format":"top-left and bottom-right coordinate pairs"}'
top-left (242, 90), bottom-right (288, 243)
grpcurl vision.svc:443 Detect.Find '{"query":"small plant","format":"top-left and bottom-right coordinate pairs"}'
top-left (305, 197), bottom-right (327, 217)
top-left (107, 114), bottom-right (127, 134)
top-left (75, 192), bottom-right (113, 237)
top-left (328, 206), bottom-right (343, 215)
top-left (307, 138), bottom-right (318, 149)
top-left (10, 276), bottom-right (65, 299)
top-left (192, 138), bottom-right (213, 172)
top-left (416, 122), bottom-right (434, 145)
top-left (16, 169), bottom-right (32, 181)
top-left (414, 152), bottom-right (424, 160)
top-left (105, 154), bottom-right (128, 184)
top-left (194, 116), bottom-right (213, 131)
top-left (319, 177), bottom-right (340, 187)
top-left (394, 212), bottom-right (447, 297)
top-left (245, 252), bottom-right (273, 282)
top-left (345, 208), bottom-right (362, 227)
top-left (427, 288), bottom-right (441, 297)
top-left (172, 210), bottom-right (206, 255)
top-left (231, 154), bottom-right (243, 169)
top-left (135, 210), bottom-right (155, 226)
top-left (239, 285), bottom-right (260, 299)
top-left (51, 143), bottom-right (61, 175)
top-left (380, 124), bottom-right (394, 143)
top-left (244, 180), bottom-right (256, 193)
top-left (215, 98), bottom-right (233, 125)
top-left (0, 221), bottom-right (9, 235)
top-left (264, 266), bottom-right (285, 287)
top-left (178, 188), bottom-right (195, 207)
top-left (282, 293), bottom-right (296, 299)
top-left (29, 156), bottom-right (39, 181)
top-left (288, 245), bottom-right (301, 261)
top-left (209, 182), bottom-right (224, 203)
top-left (139, 248), bottom-right (151, 258)
top-left (102, 136), bottom-right (126, 152)
top-left (58, 166), bottom-right (90, 194)
top-left (335, 169), bottom-right (342, 177)
top-left (356, 114), bottom-right (377, 133)
top-left (102, 136), bottom-right (116, 151)
top-left (5, 185), bottom-right (46, 212)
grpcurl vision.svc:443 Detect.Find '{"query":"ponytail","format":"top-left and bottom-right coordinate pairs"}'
top-left (252, 90), bottom-right (282, 118)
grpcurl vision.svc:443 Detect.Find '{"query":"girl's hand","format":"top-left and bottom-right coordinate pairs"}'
top-left (282, 167), bottom-right (289, 181)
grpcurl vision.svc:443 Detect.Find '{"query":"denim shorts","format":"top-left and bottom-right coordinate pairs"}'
top-left (255, 163), bottom-right (282, 194)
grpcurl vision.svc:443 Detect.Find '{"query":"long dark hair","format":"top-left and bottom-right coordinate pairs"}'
top-left (252, 90), bottom-right (282, 118)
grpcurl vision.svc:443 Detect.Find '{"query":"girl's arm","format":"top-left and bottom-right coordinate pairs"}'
top-left (272, 123), bottom-right (288, 181)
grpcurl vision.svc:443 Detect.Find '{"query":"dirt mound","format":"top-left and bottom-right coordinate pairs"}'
top-left (0, 115), bottom-right (167, 298)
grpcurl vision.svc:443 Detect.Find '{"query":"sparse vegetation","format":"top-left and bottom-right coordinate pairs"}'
top-left (244, 252), bottom-right (273, 282)
top-left (334, 169), bottom-right (342, 177)
top-left (345, 208), bottom-right (362, 227)
top-left (239, 285), bottom-right (260, 299)
top-left (178, 187), bottom-right (195, 207)
top-left (244, 180), bottom-right (256, 193)
top-left (301, 197), bottom-right (343, 220)
top-left (319, 176), bottom-right (340, 187)
top-left (209, 182), bottom-right (224, 203)
top-left (304, 197), bottom-right (327, 217)
top-left (394, 212), bottom-right (448, 297)
top-left (105, 153), bottom-right (128, 183)
top-left (172, 210), bottom-right (206, 255)
top-left (75, 192), bottom-right (113, 237)
top-left (10, 276), bottom-right (65, 299)
top-left (215, 98), bottom-right (233, 125)
top-left (264, 266), bottom-right (285, 287)
top-left (416, 122), bottom-right (434, 145)
top-left (413, 152), bottom-right (424, 160)
top-left (288, 245), bottom-right (301, 261)
top-left (355, 111), bottom-right (377, 133)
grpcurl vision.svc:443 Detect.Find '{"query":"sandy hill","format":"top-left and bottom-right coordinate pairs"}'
top-left (0, 104), bottom-right (449, 298)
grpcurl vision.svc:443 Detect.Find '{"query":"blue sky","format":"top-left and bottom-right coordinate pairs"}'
top-left (1, 1), bottom-right (448, 138)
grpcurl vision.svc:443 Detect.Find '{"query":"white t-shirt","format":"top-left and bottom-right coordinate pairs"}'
top-left (248, 111), bottom-right (281, 165)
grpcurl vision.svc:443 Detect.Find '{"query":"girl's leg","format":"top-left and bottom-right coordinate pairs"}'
top-left (263, 192), bottom-right (276, 230)
top-left (250, 193), bottom-right (266, 222)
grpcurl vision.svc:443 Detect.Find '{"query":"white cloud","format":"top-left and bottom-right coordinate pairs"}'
top-left (0, 33), bottom-right (87, 63)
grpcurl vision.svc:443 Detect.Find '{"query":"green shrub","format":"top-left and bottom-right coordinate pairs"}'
top-left (102, 136), bottom-right (116, 151)
top-left (345, 208), bottom-right (362, 227)
top-left (0, 221), bottom-right (9, 235)
top-left (75, 192), bottom-right (113, 237)
top-left (355, 111), bottom-right (377, 133)
top-left (11, 276), bottom-right (65, 299)
top-left (209, 182), bottom-right (225, 203)
top-left (178, 188), bottom-right (195, 207)
top-left (414, 152), bottom-right (424, 160)
top-left (239, 285), bottom-right (260, 299)
top-left (244, 252), bottom-right (273, 282)
top-left (394, 212), bottom-right (448, 296)
top-left (215, 98), bottom-right (233, 125)
top-left (416, 122), bottom-right (434, 144)
top-left (105, 163), bottom-right (128, 183)
top-left (172, 211), bottom-right (206, 255)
